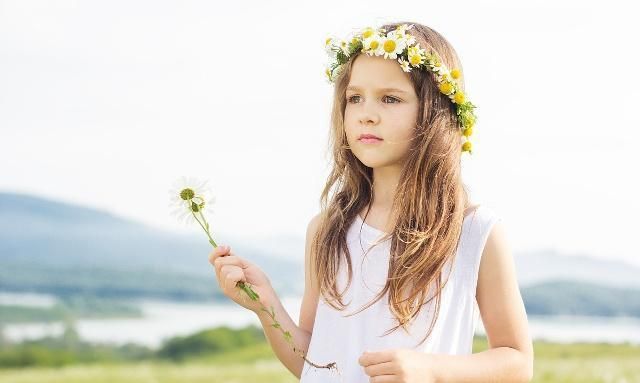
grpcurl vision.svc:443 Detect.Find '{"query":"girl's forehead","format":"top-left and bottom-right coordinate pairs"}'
top-left (349, 54), bottom-right (412, 87)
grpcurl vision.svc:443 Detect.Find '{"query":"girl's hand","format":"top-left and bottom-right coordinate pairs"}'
top-left (358, 349), bottom-right (437, 383)
top-left (208, 245), bottom-right (274, 313)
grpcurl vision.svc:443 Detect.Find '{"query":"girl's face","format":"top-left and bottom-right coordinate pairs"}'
top-left (344, 54), bottom-right (419, 169)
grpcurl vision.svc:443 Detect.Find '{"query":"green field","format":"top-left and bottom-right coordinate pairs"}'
top-left (1, 339), bottom-right (639, 382)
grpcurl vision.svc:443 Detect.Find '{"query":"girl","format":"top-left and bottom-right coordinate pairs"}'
top-left (210, 21), bottom-right (534, 383)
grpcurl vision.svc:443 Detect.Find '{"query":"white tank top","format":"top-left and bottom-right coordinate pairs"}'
top-left (300, 205), bottom-right (502, 382)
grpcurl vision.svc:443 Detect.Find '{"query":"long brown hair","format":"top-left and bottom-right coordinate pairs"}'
top-left (311, 21), bottom-right (471, 346)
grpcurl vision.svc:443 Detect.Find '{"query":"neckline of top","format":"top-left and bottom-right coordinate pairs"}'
top-left (355, 205), bottom-right (482, 235)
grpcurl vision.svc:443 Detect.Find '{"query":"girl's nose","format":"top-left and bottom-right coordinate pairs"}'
top-left (359, 103), bottom-right (380, 125)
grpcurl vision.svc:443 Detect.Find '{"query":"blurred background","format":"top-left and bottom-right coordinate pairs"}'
top-left (1, 0), bottom-right (639, 382)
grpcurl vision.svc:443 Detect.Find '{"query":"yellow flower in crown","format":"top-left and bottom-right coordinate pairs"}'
top-left (324, 23), bottom-right (478, 155)
top-left (361, 27), bottom-right (377, 39)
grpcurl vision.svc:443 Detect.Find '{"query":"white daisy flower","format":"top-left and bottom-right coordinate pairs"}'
top-left (393, 25), bottom-right (416, 46)
top-left (325, 39), bottom-right (338, 59)
top-left (359, 26), bottom-right (377, 40)
top-left (392, 30), bottom-right (416, 46)
top-left (325, 37), bottom-right (335, 50)
top-left (409, 44), bottom-right (426, 56)
top-left (395, 24), bottom-right (414, 34)
top-left (363, 34), bottom-right (384, 56)
top-left (407, 45), bottom-right (426, 67)
top-left (434, 64), bottom-right (453, 83)
top-left (381, 33), bottom-right (406, 60)
top-left (398, 58), bottom-right (412, 72)
top-left (339, 39), bottom-right (351, 55)
top-left (168, 176), bottom-right (216, 227)
top-left (403, 34), bottom-right (416, 46)
top-left (325, 66), bottom-right (334, 83)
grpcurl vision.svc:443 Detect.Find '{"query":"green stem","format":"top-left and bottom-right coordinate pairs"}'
top-left (191, 210), bottom-right (256, 297)
top-left (190, 206), bottom-right (338, 374)
top-left (191, 211), bottom-right (212, 244)
top-left (196, 211), bottom-right (217, 247)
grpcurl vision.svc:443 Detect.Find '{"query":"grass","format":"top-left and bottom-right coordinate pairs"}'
top-left (1, 339), bottom-right (639, 382)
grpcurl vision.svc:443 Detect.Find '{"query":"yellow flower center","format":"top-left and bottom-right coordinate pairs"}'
top-left (450, 68), bottom-right (461, 79)
top-left (462, 141), bottom-right (472, 152)
top-left (370, 41), bottom-right (379, 50)
top-left (439, 82), bottom-right (453, 95)
top-left (409, 54), bottom-right (422, 65)
top-left (463, 127), bottom-right (473, 137)
top-left (454, 92), bottom-right (466, 104)
top-left (363, 29), bottom-right (374, 39)
top-left (325, 37), bottom-right (332, 46)
top-left (383, 39), bottom-right (396, 53)
top-left (180, 188), bottom-right (195, 201)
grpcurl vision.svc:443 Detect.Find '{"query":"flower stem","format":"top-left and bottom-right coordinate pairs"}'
top-left (194, 211), bottom-right (217, 247)
top-left (191, 209), bottom-right (339, 374)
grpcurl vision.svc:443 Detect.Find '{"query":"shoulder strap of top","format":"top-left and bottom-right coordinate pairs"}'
top-left (466, 205), bottom-right (502, 298)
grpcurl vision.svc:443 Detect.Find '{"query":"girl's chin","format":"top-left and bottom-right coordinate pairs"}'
top-left (356, 156), bottom-right (390, 169)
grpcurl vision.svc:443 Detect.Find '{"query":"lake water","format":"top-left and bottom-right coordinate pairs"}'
top-left (2, 293), bottom-right (640, 349)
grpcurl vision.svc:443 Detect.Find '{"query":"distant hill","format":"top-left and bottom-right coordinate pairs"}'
top-left (0, 191), bottom-right (303, 301)
top-left (514, 249), bottom-right (640, 289)
top-left (522, 279), bottom-right (640, 317)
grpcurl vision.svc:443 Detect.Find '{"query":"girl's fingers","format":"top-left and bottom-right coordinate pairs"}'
top-left (208, 245), bottom-right (231, 266)
top-left (209, 246), bottom-right (232, 279)
top-left (213, 256), bottom-right (241, 281)
top-left (221, 266), bottom-right (244, 291)
top-left (213, 255), bottom-right (248, 270)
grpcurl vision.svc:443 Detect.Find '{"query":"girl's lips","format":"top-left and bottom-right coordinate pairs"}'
top-left (359, 137), bottom-right (383, 143)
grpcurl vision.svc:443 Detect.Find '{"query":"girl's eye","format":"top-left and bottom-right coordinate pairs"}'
top-left (346, 95), bottom-right (401, 104)
top-left (347, 95), bottom-right (361, 103)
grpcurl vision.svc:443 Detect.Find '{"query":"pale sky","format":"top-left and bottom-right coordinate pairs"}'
top-left (1, 0), bottom-right (639, 266)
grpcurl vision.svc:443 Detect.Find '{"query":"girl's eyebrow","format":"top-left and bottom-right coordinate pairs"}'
top-left (346, 85), bottom-right (409, 94)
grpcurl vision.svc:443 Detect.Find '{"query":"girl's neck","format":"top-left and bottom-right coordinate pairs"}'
top-left (371, 165), bottom-right (403, 208)
top-left (363, 165), bottom-right (475, 232)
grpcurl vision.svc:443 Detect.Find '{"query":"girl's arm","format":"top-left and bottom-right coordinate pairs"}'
top-left (358, 221), bottom-right (534, 382)
top-left (254, 213), bottom-right (323, 379)
top-left (435, 221), bottom-right (534, 382)
top-left (255, 289), bottom-right (312, 378)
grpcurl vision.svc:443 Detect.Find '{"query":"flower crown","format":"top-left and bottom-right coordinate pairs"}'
top-left (324, 24), bottom-right (477, 154)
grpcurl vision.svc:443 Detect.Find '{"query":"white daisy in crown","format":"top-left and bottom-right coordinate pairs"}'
top-left (392, 25), bottom-right (416, 46)
top-left (407, 45), bottom-right (426, 67)
top-left (435, 66), bottom-right (452, 82)
top-left (363, 33), bottom-right (384, 56)
top-left (398, 57), bottom-right (412, 72)
top-left (394, 23), bottom-right (414, 35)
top-left (339, 39), bottom-right (350, 55)
top-left (380, 32), bottom-right (406, 60)
top-left (325, 37), bottom-right (338, 58)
